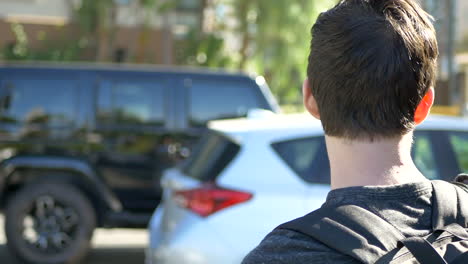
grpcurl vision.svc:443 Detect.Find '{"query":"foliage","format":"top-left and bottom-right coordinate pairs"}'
top-left (2, 23), bottom-right (85, 61)
top-left (195, 0), bottom-right (336, 104)
top-left (140, 0), bottom-right (179, 13)
top-left (3, 23), bottom-right (28, 60)
top-left (235, 0), bottom-right (336, 104)
top-left (249, 0), bottom-right (316, 103)
top-left (1, 0), bottom-right (335, 104)
top-left (176, 30), bottom-right (233, 68)
top-left (75, 0), bottom-right (114, 34)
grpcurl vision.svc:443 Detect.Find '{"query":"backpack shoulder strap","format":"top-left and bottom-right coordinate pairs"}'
top-left (431, 180), bottom-right (468, 229)
top-left (277, 204), bottom-right (405, 263)
top-left (277, 181), bottom-right (468, 263)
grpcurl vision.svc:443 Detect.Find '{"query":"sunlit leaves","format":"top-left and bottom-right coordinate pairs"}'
top-left (232, 0), bottom-right (335, 103)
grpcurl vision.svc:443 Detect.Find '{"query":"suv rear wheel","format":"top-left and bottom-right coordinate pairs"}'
top-left (4, 182), bottom-right (96, 264)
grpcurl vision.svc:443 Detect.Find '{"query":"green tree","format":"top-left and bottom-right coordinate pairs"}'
top-left (197, 0), bottom-right (334, 104)
top-left (3, 22), bottom-right (85, 62)
top-left (177, 30), bottom-right (233, 68)
top-left (76, 0), bottom-right (117, 61)
top-left (174, 0), bottom-right (232, 67)
top-left (235, 0), bottom-right (335, 104)
top-left (3, 23), bottom-right (28, 60)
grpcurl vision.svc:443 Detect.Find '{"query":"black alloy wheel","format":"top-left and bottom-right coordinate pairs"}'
top-left (24, 195), bottom-right (78, 252)
top-left (5, 182), bottom-right (96, 264)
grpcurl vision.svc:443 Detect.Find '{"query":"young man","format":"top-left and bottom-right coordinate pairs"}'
top-left (242, 0), bottom-right (453, 263)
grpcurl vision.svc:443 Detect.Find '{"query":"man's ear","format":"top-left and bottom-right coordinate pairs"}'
top-left (414, 88), bottom-right (434, 125)
top-left (303, 78), bottom-right (320, 120)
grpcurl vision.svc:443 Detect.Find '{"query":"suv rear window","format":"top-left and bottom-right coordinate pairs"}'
top-left (189, 79), bottom-right (262, 126)
top-left (0, 79), bottom-right (76, 126)
top-left (181, 132), bottom-right (240, 182)
top-left (272, 136), bottom-right (330, 184)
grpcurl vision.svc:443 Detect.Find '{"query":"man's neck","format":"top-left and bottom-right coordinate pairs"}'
top-left (326, 132), bottom-right (429, 190)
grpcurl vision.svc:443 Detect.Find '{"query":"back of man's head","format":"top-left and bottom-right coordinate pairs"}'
top-left (307, 0), bottom-right (438, 140)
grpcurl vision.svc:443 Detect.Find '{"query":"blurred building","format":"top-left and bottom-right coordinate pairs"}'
top-left (455, 0), bottom-right (468, 48)
top-left (0, 0), bottom-right (73, 55)
top-left (0, 0), bottom-right (205, 64)
top-left (421, 0), bottom-right (468, 112)
top-left (455, 0), bottom-right (468, 110)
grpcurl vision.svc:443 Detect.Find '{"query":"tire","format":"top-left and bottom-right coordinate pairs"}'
top-left (4, 182), bottom-right (96, 264)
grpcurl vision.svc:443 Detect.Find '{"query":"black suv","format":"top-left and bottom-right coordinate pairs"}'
top-left (0, 63), bottom-right (279, 263)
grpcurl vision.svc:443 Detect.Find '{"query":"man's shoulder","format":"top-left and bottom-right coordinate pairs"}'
top-left (242, 227), bottom-right (359, 264)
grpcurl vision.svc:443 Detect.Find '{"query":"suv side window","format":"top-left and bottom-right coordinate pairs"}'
top-left (448, 132), bottom-right (468, 173)
top-left (0, 79), bottom-right (76, 126)
top-left (97, 80), bottom-right (165, 126)
top-left (189, 79), bottom-right (260, 126)
top-left (412, 131), bottom-right (439, 180)
top-left (272, 132), bottom-right (442, 185)
top-left (272, 136), bottom-right (330, 184)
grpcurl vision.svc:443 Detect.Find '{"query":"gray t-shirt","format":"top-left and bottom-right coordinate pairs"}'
top-left (242, 181), bottom-right (434, 264)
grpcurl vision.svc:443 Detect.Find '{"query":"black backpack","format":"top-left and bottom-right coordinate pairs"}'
top-left (277, 178), bottom-right (468, 264)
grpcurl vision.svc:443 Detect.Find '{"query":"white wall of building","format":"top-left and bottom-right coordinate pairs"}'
top-left (0, 0), bottom-right (198, 31)
top-left (0, 0), bottom-right (71, 24)
top-left (457, 0), bottom-right (468, 42)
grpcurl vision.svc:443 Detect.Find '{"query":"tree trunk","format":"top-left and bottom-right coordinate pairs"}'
top-left (96, 5), bottom-right (117, 62)
top-left (161, 13), bottom-right (173, 65)
top-left (238, 0), bottom-right (250, 70)
top-left (199, 0), bottom-right (208, 32)
top-left (135, 25), bottom-right (150, 63)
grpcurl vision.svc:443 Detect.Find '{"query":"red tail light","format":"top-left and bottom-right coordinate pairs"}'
top-left (173, 184), bottom-right (253, 217)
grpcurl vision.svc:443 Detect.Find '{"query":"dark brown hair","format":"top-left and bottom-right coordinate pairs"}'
top-left (307, 0), bottom-right (438, 139)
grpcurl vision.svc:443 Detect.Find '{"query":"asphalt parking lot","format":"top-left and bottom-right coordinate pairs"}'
top-left (0, 216), bottom-right (147, 264)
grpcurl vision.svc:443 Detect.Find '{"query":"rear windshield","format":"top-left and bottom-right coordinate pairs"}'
top-left (181, 131), bottom-right (240, 182)
top-left (187, 78), bottom-right (270, 127)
